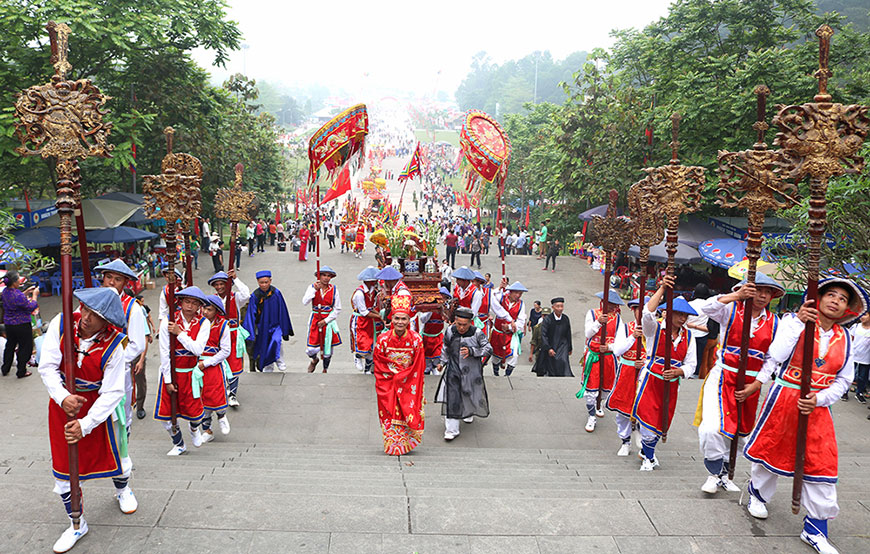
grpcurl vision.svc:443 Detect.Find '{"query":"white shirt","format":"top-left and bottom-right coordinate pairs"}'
top-left (440, 264), bottom-right (453, 282)
top-left (702, 295), bottom-right (777, 384)
top-left (686, 298), bottom-right (710, 339)
top-left (217, 277), bottom-right (251, 317)
top-left (585, 308), bottom-right (627, 346)
top-left (202, 221), bottom-right (210, 236)
top-left (491, 290), bottom-right (522, 326)
top-left (351, 283), bottom-right (373, 316)
top-left (851, 324), bottom-right (870, 364)
top-left (158, 313), bottom-right (211, 383)
top-left (764, 313), bottom-right (854, 408)
top-left (114, 289), bottom-right (146, 367)
top-left (302, 284), bottom-right (341, 324)
top-left (38, 315), bottom-right (125, 437)
top-left (201, 318), bottom-right (231, 368)
top-left (641, 306), bottom-right (697, 378)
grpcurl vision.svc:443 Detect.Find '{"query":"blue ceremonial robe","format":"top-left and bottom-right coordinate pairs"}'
top-left (242, 285), bottom-right (294, 370)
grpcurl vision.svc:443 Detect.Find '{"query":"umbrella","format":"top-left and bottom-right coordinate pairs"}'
top-left (369, 229), bottom-right (388, 248)
top-left (122, 207), bottom-right (150, 226)
top-left (0, 240), bottom-right (29, 265)
top-left (676, 216), bottom-right (732, 248)
top-left (86, 226), bottom-right (158, 244)
top-left (12, 227), bottom-right (64, 249)
top-left (699, 238), bottom-right (773, 269)
top-left (36, 198), bottom-right (139, 230)
top-left (627, 241), bottom-right (702, 264)
top-left (727, 258), bottom-right (775, 279)
top-left (578, 204), bottom-right (621, 221)
top-left (96, 192), bottom-right (144, 204)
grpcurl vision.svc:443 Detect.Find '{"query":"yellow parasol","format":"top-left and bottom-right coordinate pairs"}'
top-left (728, 258), bottom-right (774, 280)
top-left (369, 228), bottom-right (388, 248)
top-left (374, 177), bottom-right (386, 187)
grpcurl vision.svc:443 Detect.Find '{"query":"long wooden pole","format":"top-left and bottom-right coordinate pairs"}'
top-left (183, 229), bottom-right (193, 286)
top-left (165, 229), bottom-right (179, 426)
top-left (660, 219), bottom-right (678, 442)
top-left (71, 171), bottom-right (92, 287)
top-left (56, 161), bottom-right (82, 521)
top-left (598, 250), bottom-right (612, 411)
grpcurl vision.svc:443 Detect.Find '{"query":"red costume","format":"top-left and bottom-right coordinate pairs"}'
top-left (373, 296), bottom-right (426, 456)
top-left (453, 283), bottom-right (478, 310)
top-left (632, 323), bottom-right (691, 436)
top-left (224, 292), bottom-right (244, 376)
top-left (607, 320), bottom-right (645, 417)
top-left (306, 285), bottom-right (341, 350)
top-left (717, 303), bottom-right (778, 437)
top-left (299, 227), bottom-right (310, 261)
top-left (584, 309), bottom-right (621, 393)
top-left (154, 312), bottom-right (206, 422)
top-left (48, 313), bottom-right (127, 481)
top-left (350, 284), bottom-right (377, 355)
top-left (744, 324), bottom-right (849, 482)
top-left (200, 317), bottom-right (229, 411)
top-left (354, 226), bottom-right (365, 252)
top-left (490, 295), bottom-right (522, 359)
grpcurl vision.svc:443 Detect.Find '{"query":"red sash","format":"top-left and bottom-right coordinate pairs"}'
top-left (607, 321), bottom-right (645, 416)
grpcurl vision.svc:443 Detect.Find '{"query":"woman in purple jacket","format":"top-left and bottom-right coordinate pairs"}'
top-left (2, 270), bottom-right (39, 378)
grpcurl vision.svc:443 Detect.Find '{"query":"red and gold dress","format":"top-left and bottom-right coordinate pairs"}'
top-left (223, 291), bottom-right (244, 376)
top-left (373, 328), bottom-right (426, 455)
top-left (350, 284), bottom-right (378, 355)
top-left (306, 285), bottom-right (341, 350)
top-left (490, 296), bottom-right (522, 360)
top-left (200, 317), bottom-right (229, 411)
top-left (583, 309), bottom-right (621, 394)
top-left (154, 313), bottom-right (206, 422)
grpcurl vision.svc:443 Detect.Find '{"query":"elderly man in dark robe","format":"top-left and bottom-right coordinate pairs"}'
top-left (534, 297), bottom-right (573, 377)
top-left (435, 307), bottom-right (493, 441)
top-left (242, 270), bottom-right (293, 372)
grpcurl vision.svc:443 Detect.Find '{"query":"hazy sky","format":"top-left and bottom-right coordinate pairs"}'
top-left (193, 0), bottom-right (674, 99)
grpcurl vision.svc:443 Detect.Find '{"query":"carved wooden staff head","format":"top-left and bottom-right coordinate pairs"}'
top-left (591, 189), bottom-right (633, 269)
top-left (215, 162), bottom-right (257, 224)
top-left (628, 176), bottom-right (665, 262)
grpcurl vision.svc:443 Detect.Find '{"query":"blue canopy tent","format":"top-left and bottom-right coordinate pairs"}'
top-left (698, 238), bottom-right (774, 269)
top-left (12, 227), bottom-right (64, 249)
top-left (627, 240), bottom-right (702, 264)
top-left (87, 226), bottom-right (158, 244)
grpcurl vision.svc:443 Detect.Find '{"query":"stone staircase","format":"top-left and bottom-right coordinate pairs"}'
top-left (2, 374), bottom-right (870, 553)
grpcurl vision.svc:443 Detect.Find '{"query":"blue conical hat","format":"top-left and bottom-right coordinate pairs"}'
top-left (73, 287), bottom-right (127, 329)
top-left (731, 272), bottom-right (785, 299)
top-left (98, 259), bottom-right (138, 281)
top-left (595, 290), bottom-right (625, 306)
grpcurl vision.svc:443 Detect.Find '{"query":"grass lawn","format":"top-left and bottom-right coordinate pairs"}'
top-left (414, 129), bottom-right (460, 147)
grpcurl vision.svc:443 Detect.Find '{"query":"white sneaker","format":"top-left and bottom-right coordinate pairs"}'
top-left (463, 416), bottom-right (474, 423)
top-left (228, 394), bottom-right (240, 408)
top-left (617, 443), bottom-right (631, 457)
top-left (166, 444), bottom-right (187, 456)
top-left (201, 429), bottom-right (215, 443)
top-left (218, 416), bottom-right (231, 435)
top-left (115, 487), bottom-right (138, 514)
top-left (585, 416), bottom-right (597, 432)
top-left (640, 457), bottom-right (656, 471)
top-left (595, 409), bottom-right (604, 418)
top-left (702, 475), bottom-right (720, 494)
top-left (443, 430), bottom-right (459, 441)
top-left (53, 519), bottom-right (88, 553)
top-left (275, 359), bottom-right (287, 372)
top-left (719, 475), bottom-right (741, 492)
top-left (801, 531), bottom-right (838, 554)
top-left (747, 495), bottom-right (768, 519)
top-left (191, 428), bottom-right (204, 448)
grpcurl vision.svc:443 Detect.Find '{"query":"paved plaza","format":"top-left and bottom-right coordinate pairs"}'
top-left (3, 206), bottom-right (870, 552)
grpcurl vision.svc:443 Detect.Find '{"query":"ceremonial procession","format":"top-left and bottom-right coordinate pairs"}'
top-left (3, 1), bottom-right (870, 553)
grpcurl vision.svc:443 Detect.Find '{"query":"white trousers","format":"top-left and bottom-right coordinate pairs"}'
top-left (750, 463), bottom-right (839, 520)
top-left (124, 364), bottom-right (133, 430)
top-left (355, 353), bottom-right (373, 372)
top-left (615, 412), bottom-right (632, 440)
top-left (492, 352), bottom-right (518, 368)
top-left (699, 366), bottom-right (729, 460)
top-left (445, 418), bottom-right (461, 434)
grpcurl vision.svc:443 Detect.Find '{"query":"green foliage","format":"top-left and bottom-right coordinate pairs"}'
top-left (0, 1), bottom-right (290, 213)
top-left (0, 207), bottom-right (56, 274)
top-left (455, 50), bottom-right (588, 116)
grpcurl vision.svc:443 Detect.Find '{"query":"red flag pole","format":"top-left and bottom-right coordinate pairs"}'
top-left (316, 187), bottom-right (321, 276)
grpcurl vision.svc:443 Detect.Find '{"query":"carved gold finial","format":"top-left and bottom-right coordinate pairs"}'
top-left (47, 21), bottom-right (72, 81)
top-left (164, 127), bottom-right (175, 155)
top-left (814, 24), bottom-right (834, 102)
top-left (215, 162), bottom-right (256, 223)
top-left (590, 190), bottom-right (633, 263)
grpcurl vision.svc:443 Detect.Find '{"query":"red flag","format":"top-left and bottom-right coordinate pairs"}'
top-left (524, 205), bottom-right (530, 227)
top-left (321, 166), bottom-right (351, 204)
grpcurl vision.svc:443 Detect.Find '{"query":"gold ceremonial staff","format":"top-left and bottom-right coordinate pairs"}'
top-left (142, 127), bottom-right (203, 426)
top-left (13, 20), bottom-right (115, 526)
top-left (772, 25), bottom-right (869, 515)
top-left (642, 113), bottom-right (706, 442)
top-left (214, 162), bottom-right (257, 312)
top-left (716, 85), bottom-right (798, 482)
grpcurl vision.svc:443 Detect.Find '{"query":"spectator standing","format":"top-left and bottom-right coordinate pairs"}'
top-left (1, 270), bottom-right (38, 378)
top-left (851, 312), bottom-right (870, 404)
top-left (469, 235), bottom-right (482, 268)
top-left (190, 236), bottom-right (200, 270)
top-left (277, 221), bottom-right (285, 243)
top-left (686, 283), bottom-right (712, 379)
top-left (209, 235), bottom-right (224, 272)
top-left (543, 239), bottom-right (560, 272)
top-left (255, 219), bottom-right (266, 252)
top-left (444, 230), bottom-right (458, 269)
top-left (269, 221), bottom-right (277, 246)
top-left (327, 220), bottom-right (336, 249)
top-left (246, 222), bottom-right (256, 257)
top-left (538, 220), bottom-right (550, 259)
top-left (201, 218), bottom-right (211, 252)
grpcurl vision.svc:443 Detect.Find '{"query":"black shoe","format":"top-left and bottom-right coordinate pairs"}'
top-left (136, 409), bottom-right (146, 420)
top-left (842, 392), bottom-right (849, 402)
top-left (856, 393), bottom-right (867, 404)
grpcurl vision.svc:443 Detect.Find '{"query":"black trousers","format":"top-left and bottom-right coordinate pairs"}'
top-left (328, 235), bottom-right (335, 248)
top-left (2, 322), bottom-right (33, 377)
top-left (256, 235), bottom-right (265, 252)
top-left (545, 254), bottom-right (557, 269)
top-left (470, 252), bottom-right (481, 267)
top-left (446, 246), bottom-right (457, 268)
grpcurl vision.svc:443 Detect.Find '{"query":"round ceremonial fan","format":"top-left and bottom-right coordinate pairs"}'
top-left (459, 110), bottom-right (512, 194)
